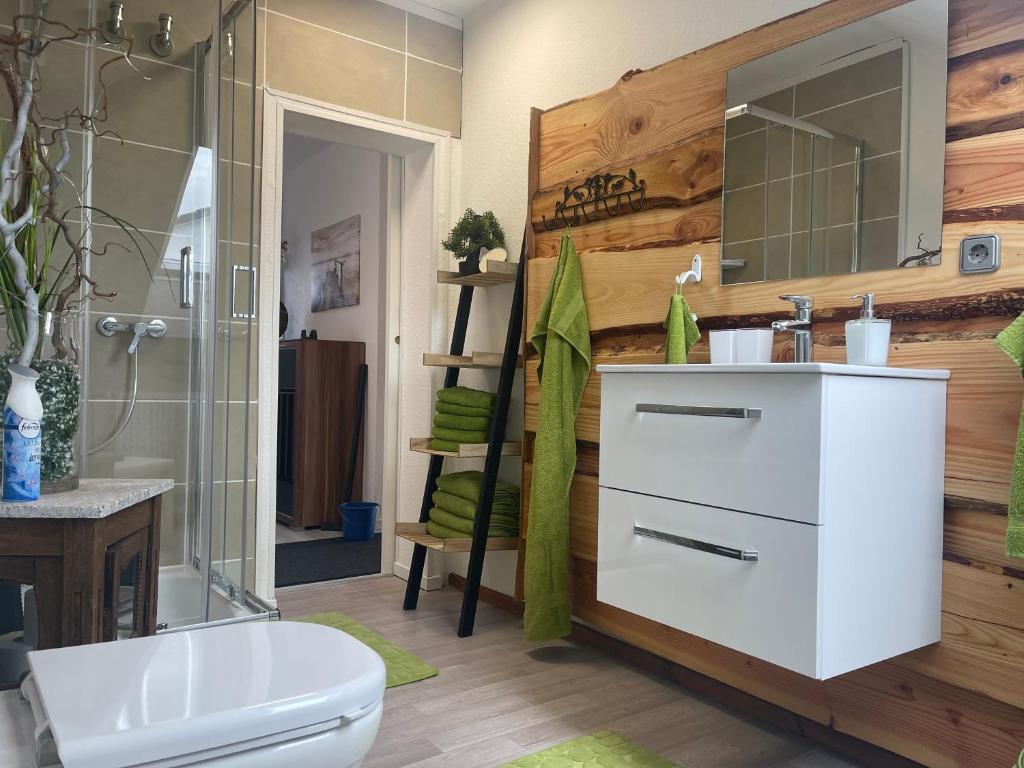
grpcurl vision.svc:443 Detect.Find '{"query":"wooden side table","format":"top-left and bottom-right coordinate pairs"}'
top-left (0, 479), bottom-right (173, 650)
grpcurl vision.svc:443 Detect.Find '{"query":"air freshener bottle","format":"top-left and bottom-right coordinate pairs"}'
top-left (3, 364), bottom-right (42, 501)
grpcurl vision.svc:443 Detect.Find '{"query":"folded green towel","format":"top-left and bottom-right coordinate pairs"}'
top-left (426, 519), bottom-right (469, 539)
top-left (436, 470), bottom-right (520, 504)
top-left (525, 231), bottom-right (591, 642)
top-left (433, 412), bottom-right (492, 431)
top-left (429, 507), bottom-right (518, 537)
top-left (435, 401), bottom-right (492, 417)
top-left (664, 293), bottom-right (701, 364)
top-left (432, 490), bottom-right (519, 522)
top-left (997, 313), bottom-right (1024, 558)
top-left (437, 386), bottom-right (495, 410)
top-left (430, 438), bottom-right (461, 453)
top-left (431, 426), bottom-right (489, 444)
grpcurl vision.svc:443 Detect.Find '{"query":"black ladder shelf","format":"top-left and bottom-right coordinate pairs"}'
top-left (399, 251), bottom-right (524, 637)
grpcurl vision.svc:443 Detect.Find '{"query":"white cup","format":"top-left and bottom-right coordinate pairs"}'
top-left (709, 330), bottom-right (737, 364)
top-left (734, 328), bottom-right (774, 364)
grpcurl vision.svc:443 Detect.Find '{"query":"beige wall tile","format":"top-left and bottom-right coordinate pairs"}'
top-left (860, 152), bottom-right (901, 221)
top-left (92, 137), bottom-right (191, 233)
top-left (722, 185), bottom-right (764, 244)
top-left (721, 240), bottom-right (764, 285)
top-left (159, 484), bottom-right (190, 566)
top-left (723, 130), bottom-right (765, 190)
top-left (407, 13), bottom-right (462, 69)
top-left (86, 400), bottom-right (188, 481)
top-left (88, 313), bottom-right (191, 400)
top-left (860, 216), bottom-right (900, 271)
top-left (212, 402), bottom-right (257, 482)
top-left (765, 235), bottom-right (791, 281)
top-left (0, 41), bottom-right (86, 125)
top-left (88, 224), bottom-right (189, 318)
top-left (795, 47), bottom-right (903, 118)
top-left (765, 178), bottom-right (791, 238)
top-left (266, 0), bottom-right (404, 50)
top-left (265, 13), bottom-right (404, 120)
top-left (98, 52), bottom-right (194, 153)
top-left (406, 56), bottom-right (461, 136)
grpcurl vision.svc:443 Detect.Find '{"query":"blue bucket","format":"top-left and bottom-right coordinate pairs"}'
top-left (340, 502), bottom-right (379, 541)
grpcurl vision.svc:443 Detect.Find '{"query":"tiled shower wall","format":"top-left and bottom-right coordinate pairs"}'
top-left (0, 2), bottom-right (462, 578)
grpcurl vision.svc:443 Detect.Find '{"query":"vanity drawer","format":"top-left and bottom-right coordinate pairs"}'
top-left (599, 371), bottom-right (824, 524)
top-left (597, 487), bottom-right (821, 677)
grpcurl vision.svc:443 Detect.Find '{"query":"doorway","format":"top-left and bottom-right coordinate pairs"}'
top-left (255, 90), bottom-right (452, 601)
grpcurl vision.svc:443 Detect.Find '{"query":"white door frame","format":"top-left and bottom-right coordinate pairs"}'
top-left (256, 88), bottom-right (452, 603)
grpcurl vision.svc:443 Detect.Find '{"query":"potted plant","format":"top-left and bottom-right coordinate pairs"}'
top-left (0, 9), bottom-right (157, 491)
top-left (442, 208), bottom-right (506, 276)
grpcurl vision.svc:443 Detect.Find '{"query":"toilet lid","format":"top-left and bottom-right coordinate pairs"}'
top-left (26, 621), bottom-right (386, 768)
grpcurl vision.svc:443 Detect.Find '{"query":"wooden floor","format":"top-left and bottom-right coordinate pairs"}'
top-left (276, 576), bottom-right (860, 768)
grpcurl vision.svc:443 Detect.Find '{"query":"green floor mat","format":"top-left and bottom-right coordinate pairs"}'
top-left (295, 611), bottom-right (438, 688)
top-left (501, 732), bottom-right (677, 767)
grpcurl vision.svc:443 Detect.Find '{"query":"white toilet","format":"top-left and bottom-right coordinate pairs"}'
top-left (0, 620), bottom-right (386, 768)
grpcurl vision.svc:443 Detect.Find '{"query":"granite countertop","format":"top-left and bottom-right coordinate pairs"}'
top-left (0, 478), bottom-right (175, 519)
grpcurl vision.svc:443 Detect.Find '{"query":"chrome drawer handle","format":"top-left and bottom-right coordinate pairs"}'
top-left (634, 525), bottom-right (759, 562)
top-left (635, 403), bottom-right (761, 419)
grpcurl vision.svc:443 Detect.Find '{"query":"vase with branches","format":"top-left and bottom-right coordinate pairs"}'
top-left (0, 6), bottom-right (159, 492)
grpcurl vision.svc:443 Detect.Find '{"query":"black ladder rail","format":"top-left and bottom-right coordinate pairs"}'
top-left (402, 283), bottom-right (475, 610)
top-left (458, 254), bottom-right (524, 637)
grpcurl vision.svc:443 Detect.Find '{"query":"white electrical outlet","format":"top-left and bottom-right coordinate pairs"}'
top-left (960, 235), bottom-right (1000, 274)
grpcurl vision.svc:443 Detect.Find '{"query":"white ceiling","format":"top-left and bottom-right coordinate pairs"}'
top-left (419, 0), bottom-right (490, 16)
top-left (378, 0), bottom-right (491, 26)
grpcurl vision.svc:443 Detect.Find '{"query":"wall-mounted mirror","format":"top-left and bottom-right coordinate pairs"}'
top-left (720, 0), bottom-right (948, 285)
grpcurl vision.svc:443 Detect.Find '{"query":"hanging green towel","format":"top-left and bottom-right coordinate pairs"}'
top-left (524, 232), bottom-right (591, 642)
top-left (997, 314), bottom-right (1024, 558)
top-left (433, 412), bottom-right (492, 431)
top-left (436, 386), bottom-right (495, 410)
top-left (431, 426), bottom-right (489, 444)
top-left (664, 293), bottom-right (701, 364)
top-left (435, 401), bottom-right (493, 418)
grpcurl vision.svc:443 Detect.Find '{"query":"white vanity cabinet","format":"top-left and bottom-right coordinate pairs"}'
top-left (596, 363), bottom-right (949, 679)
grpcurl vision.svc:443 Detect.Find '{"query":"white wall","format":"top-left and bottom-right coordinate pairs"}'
top-left (281, 135), bottom-right (388, 505)
top-left (450, 0), bottom-right (825, 594)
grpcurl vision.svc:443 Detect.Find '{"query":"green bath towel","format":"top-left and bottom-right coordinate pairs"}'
top-left (426, 519), bottom-right (469, 539)
top-left (428, 507), bottom-right (518, 537)
top-left (431, 426), bottom-right (489, 444)
top-left (435, 401), bottom-right (493, 418)
top-left (524, 232), bottom-right (591, 642)
top-left (430, 438), bottom-right (462, 453)
top-left (436, 470), bottom-right (520, 505)
top-left (997, 313), bottom-right (1024, 558)
top-left (436, 386), bottom-right (495, 410)
top-left (664, 293), bottom-right (701, 364)
top-left (432, 490), bottom-right (519, 523)
top-left (433, 412), bottom-right (492, 431)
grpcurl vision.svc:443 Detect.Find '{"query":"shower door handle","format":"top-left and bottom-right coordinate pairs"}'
top-left (179, 246), bottom-right (194, 309)
top-left (231, 264), bottom-right (256, 320)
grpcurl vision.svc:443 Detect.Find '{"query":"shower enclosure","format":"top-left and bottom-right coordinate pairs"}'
top-left (77, 0), bottom-right (268, 628)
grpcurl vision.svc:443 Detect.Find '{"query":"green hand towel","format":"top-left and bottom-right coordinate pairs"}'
top-left (524, 232), bottom-right (591, 642)
top-left (429, 507), bottom-right (517, 537)
top-left (433, 412), bottom-right (492, 431)
top-left (430, 438), bottom-right (461, 453)
top-left (432, 490), bottom-right (519, 522)
top-left (435, 401), bottom-right (493, 418)
top-left (664, 293), bottom-right (701, 364)
top-left (997, 313), bottom-right (1024, 558)
top-left (436, 470), bottom-right (520, 504)
top-left (436, 386), bottom-right (495, 410)
top-left (426, 519), bottom-right (469, 539)
top-left (431, 426), bottom-right (489, 444)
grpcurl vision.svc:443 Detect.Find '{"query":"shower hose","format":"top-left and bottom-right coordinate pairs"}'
top-left (87, 346), bottom-right (141, 455)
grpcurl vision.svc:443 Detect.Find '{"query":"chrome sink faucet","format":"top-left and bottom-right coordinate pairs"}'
top-left (772, 295), bottom-right (813, 363)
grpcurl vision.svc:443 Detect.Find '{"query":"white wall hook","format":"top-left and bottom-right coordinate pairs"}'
top-left (675, 254), bottom-right (702, 289)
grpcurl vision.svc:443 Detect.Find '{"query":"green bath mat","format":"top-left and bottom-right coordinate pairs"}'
top-left (502, 731), bottom-right (677, 767)
top-left (295, 611), bottom-right (438, 688)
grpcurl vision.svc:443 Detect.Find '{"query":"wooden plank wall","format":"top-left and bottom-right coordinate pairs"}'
top-left (520, 0), bottom-right (1024, 765)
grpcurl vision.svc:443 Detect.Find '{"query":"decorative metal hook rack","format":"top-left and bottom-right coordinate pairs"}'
top-left (542, 169), bottom-right (646, 231)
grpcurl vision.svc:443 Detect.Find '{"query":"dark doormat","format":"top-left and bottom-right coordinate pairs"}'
top-left (275, 534), bottom-right (382, 588)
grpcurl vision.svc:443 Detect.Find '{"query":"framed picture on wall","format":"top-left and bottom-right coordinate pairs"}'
top-left (311, 214), bottom-right (360, 312)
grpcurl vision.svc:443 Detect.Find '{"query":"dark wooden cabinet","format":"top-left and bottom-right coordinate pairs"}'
top-left (0, 494), bottom-right (162, 657)
top-left (277, 339), bottom-right (365, 529)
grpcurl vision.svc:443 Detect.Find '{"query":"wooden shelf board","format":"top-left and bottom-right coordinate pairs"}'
top-left (396, 522), bottom-right (519, 553)
top-left (437, 262), bottom-right (518, 287)
top-left (422, 352), bottom-right (524, 369)
top-left (409, 437), bottom-right (522, 458)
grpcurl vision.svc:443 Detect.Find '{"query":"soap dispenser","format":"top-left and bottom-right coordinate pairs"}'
top-left (846, 293), bottom-right (891, 367)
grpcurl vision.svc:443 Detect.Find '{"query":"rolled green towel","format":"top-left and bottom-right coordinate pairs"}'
top-left (997, 313), bottom-right (1024, 558)
top-left (430, 438), bottom-right (462, 453)
top-left (433, 412), bottom-right (492, 431)
top-left (426, 519), bottom-right (469, 539)
top-left (432, 490), bottom-right (519, 522)
top-left (437, 386), bottom-right (495, 410)
top-left (429, 507), bottom-right (517, 537)
top-left (664, 293), bottom-right (701, 364)
top-left (435, 401), bottom-right (492, 417)
top-left (431, 426), bottom-right (489, 444)
top-left (436, 470), bottom-right (520, 504)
